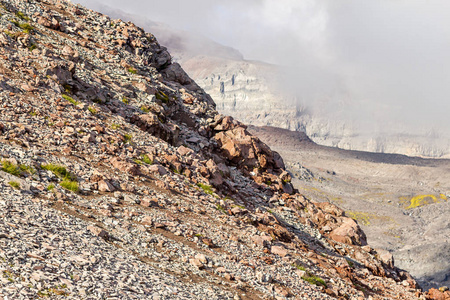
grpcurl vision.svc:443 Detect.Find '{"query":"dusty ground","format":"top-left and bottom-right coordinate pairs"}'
top-left (249, 125), bottom-right (450, 290)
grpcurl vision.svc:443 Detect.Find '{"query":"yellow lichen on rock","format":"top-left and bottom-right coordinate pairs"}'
top-left (406, 194), bottom-right (438, 209)
top-left (346, 211), bottom-right (394, 226)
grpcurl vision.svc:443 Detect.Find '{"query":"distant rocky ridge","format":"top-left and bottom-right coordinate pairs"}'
top-left (0, 0), bottom-right (446, 299)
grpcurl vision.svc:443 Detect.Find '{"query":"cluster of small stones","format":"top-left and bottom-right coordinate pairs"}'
top-left (0, 0), bottom-right (443, 299)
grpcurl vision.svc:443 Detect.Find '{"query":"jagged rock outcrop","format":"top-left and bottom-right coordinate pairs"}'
top-left (0, 0), bottom-right (434, 299)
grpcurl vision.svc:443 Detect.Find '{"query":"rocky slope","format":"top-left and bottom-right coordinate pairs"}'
top-left (0, 0), bottom-right (446, 299)
top-left (248, 125), bottom-right (450, 292)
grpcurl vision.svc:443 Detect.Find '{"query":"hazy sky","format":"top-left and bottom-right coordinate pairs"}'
top-left (75, 0), bottom-right (450, 137)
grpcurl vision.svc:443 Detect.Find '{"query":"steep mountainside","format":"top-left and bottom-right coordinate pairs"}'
top-left (0, 0), bottom-right (446, 299)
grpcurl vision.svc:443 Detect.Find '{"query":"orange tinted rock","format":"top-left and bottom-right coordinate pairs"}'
top-left (110, 157), bottom-right (140, 176)
top-left (316, 202), bottom-right (345, 217)
top-left (214, 126), bottom-right (284, 172)
top-left (426, 288), bottom-right (450, 300)
top-left (329, 217), bottom-right (367, 246)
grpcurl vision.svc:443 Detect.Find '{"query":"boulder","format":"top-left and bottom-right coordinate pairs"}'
top-left (98, 180), bottom-right (115, 192)
top-left (270, 245), bottom-right (288, 257)
top-left (131, 113), bottom-right (179, 146)
top-left (375, 248), bottom-right (395, 269)
top-left (110, 157), bottom-right (140, 176)
top-left (46, 63), bottom-right (75, 86)
top-left (316, 202), bottom-right (345, 217)
top-left (214, 126), bottom-right (283, 172)
top-left (425, 288), bottom-right (450, 300)
top-left (329, 217), bottom-right (367, 246)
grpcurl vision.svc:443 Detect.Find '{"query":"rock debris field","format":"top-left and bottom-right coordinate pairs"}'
top-left (0, 0), bottom-right (447, 299)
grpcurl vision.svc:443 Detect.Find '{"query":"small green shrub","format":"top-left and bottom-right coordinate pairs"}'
top-left (88, 106), bottom-right (97, 115)
top-left (19, 164), bottom-right (35, 174)
top-left (111, 123), bottom-right (121, 130)
top-left (28, 43), bottom-right (37, 51)
top-left (124, 134), bottom-right (132, 144)
top-left (15, 11), bottom-right (29, 21)
top-left (60, 180), bottom-right (78, 193)
top-left (12, 21), bottom-right (33, 34)
top-left (345, 258), bottom-right (354, 268)
top-left (9, 181), bottom-right (20, 189)
top-left (4, 30), bottom-right (16, 38)
top-left (62, 94), bottom-right (79, 105)
top-left (216, 204), bottom-right (226, 214)
top-left (155, 91), bottom-right (169, 103)
top-left (293, 264), bottom-right (306, 271)
top-left (197, 183), bottom-right (213, 195)
top-left (2, 160), bottom-right (20, 176)
top-left (47, 183), bottom-right (55, 191)
top-left (127, 67), bottom-right (137, 74)
top-left (233, 204), bottom-right (245, 209)
top-left (41, 164), bottom-right (76, 181)
top-left (140, 106), bottom-right (150, 113)
top-left (122, 97), bottom-right (129, 104)
top-left (302, 275), bottom-right (327, 288)
top-left (63, 84), bottom-right (72, 94)
top-left (141, 154), bottom-right (153, 165)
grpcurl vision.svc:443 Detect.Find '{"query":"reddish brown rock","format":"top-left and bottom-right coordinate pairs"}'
top-left (87, 225), bottom-right (108, 239)
top-left (189, 258), bottom-right (205, 270)
top-left (329, 217), bottom-right (367, 246)
top-left (110, 157), bottom-right (140, 176)
top-left (271, 245), bottom-right (288, 257)
top-left (251, 235), bottom-right (270, 248)
top-left (177, 145), bottom-right (194, 157)
top-left (426, 288), bottom-right (450, 300)
top-left (131, 113), bottom-right (179, 145)
top-left (37, 16), bottom-right (52, 28)
top-left (148, 164), bottom-right (168, 176)
top-left (141, 216), bottom-right (153, 226)
top-left (214, 126), bottom-right (283, 172)
top-left (98, 180), bottom-right (115, 192)
top-left (375, 248), bottom-right (395, 269)
top-left (316, 202), bottom-right (345, 217)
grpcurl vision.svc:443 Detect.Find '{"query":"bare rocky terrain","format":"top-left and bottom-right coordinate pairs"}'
top-left (248, 125), bottom-right (450, 292)
top-left (0, 0), bottom-right (448, 299)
